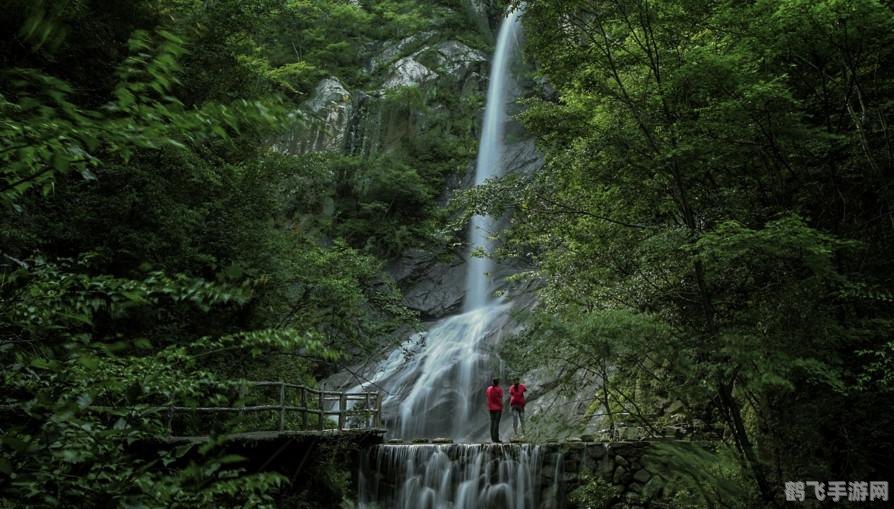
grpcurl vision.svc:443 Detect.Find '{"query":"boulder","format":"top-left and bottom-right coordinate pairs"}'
top-left (633, 468), bottom-right (651, 484)
top-left (642, 476), bottom-right (666, 501)
top-left (369, 31), bottom-right (436, 73)
top-left (401, 261), bottom-right (465, 316)
top-left (382, 57), bottom-right (438, 90)
top-left (305, 77), bottom-right (351, 116)
top-left (563, 455), bottom-right (580, 473)
top-left (503, 138), bottom-right (544, 176)
top-left (613, 465), bottom-right (632, 485)
top-left (598, 456), bottom-right (615, 478)
top-left (432, 40), bottom-right (487, 76)
top-left (385, 248), bottom-right (466, 318)
top-left (587, 444), bottom-right (607, 460)
top-left (276, 77), bottom-right (353, 154)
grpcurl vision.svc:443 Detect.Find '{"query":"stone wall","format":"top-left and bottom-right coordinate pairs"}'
top-left (541, 440), bottom-right (661, 509)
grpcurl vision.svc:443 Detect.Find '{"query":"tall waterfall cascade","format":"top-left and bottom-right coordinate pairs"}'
top-left (348, 6), bottom-right (524, 445)
top-left (464, 6), bottom-right (522, 312)
top-left (355, 9), bottom-right (560, 508)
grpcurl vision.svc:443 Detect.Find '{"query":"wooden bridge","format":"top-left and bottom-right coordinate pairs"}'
top-left (162, 381), bottom-right (385, 440)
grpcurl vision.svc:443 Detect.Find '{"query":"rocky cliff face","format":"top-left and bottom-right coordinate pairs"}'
top-left (311, 6), bottom-right (609, 447)
top-left (276, 13), bottom-right (542, 319)
top-left (278, 34), bottom-right (487, 158)
top-left (276, 78), bottom-right (353, 154)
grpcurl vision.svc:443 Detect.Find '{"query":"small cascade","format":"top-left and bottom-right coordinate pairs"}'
top-left (344, 303), bottom-right (513, 441)
top-left (395, 304), bottom-right (512, 441)
top-left (358, 444), bottom-right (560, 509)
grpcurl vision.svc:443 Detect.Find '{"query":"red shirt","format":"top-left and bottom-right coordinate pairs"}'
top-left (509, 383), bottom-right (526, 408)
top-left (486, 385), bottom-right (503, 412)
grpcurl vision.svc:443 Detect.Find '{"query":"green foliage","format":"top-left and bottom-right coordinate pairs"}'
top-left (16, 0), bottom-right (71, 52)
top-left (645, 443), bottom-right (752, 508)
top-left (0, 29), bottom-right (279, 205)
top-left (691, 216), bottom-right (854, 393)
top-left (569, 472), bottom-right (620, 508)
top-left (7, 259), bottom-right (252, 332)
top-left (1, 262), bottom-right (295, 507)
top-left (330, 154), bottom-right (438, 256)
top-left (278, 441), bottom-right (358, 509)
top-left (491, 0), bottom-right (894, 503)
top-left (178, 0), bottom-right (371, 98)
top-left (0, 0), bottom-right (475, 505)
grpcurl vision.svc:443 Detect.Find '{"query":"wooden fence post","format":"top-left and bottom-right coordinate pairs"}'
top-left (338, 393), bottom-right (347, 431)
top-left (279, 382), bottom-right (286, 431)
top-left (318, 384), bottom-right (325, 430)
top-left (374, 392), bottom-right (382, 429)
top-left (301, 386), bottom-right (308, 430)
top-left (364, 392), bottom-right (371, 429)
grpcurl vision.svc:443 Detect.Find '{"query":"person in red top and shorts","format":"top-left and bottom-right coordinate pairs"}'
top-left (485, 378), bottom-right (504, 443)
top-left (509, 377), bottom-right (527, 436)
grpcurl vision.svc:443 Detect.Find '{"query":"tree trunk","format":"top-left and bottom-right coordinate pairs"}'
top-left (718, 379), bottom-right (777, 507)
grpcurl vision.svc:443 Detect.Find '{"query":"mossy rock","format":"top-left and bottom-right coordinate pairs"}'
top-left (432, 437), bottom-right (453, 444)
top-left (411, 438), bottom-right (431, 444)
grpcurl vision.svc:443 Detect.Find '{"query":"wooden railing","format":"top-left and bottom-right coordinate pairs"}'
top-left (164, 381), bottom-right (383, 435)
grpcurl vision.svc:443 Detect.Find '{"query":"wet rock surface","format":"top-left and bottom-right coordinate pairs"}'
top-left (384, 248), bottom-right (466, 318)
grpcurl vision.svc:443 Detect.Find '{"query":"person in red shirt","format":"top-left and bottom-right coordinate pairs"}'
top-left (509, 377), bottom-right (527, 436)
top-left (485, 378), bottom-right (504, 443)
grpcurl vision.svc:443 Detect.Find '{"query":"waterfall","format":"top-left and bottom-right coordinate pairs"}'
top-left (344, 8), bottom-right (524, 443)
top-left (465, 7), bottom-right (523, 311)
top-left (383, 6), bottom-right (524, 440)
top-left (354, 9), bottom-right (548, 508)
top-left (358, 444), bottom-right (553, 509)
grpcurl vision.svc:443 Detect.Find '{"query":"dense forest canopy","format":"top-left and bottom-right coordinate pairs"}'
top-left (2, 0), bottom-right (893, 507)
top-left (1, 0), bottom-right (488, 506)
top-left (486, 0), bottom-right (894, 506)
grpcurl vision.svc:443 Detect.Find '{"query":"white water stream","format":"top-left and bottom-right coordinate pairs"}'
top-left (349, 6), bottom-right (523, 444)
top-left (464, 7), bottom-right (522, 312)
top-left (358, 444), bottom-right (557, 509)
top-left (354, 10), bottom-right (559, 508)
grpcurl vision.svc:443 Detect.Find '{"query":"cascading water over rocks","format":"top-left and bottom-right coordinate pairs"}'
top-left (350, 7), bottom-right (524, 445)
top-left (355, 9), bottom-right (560, 508)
